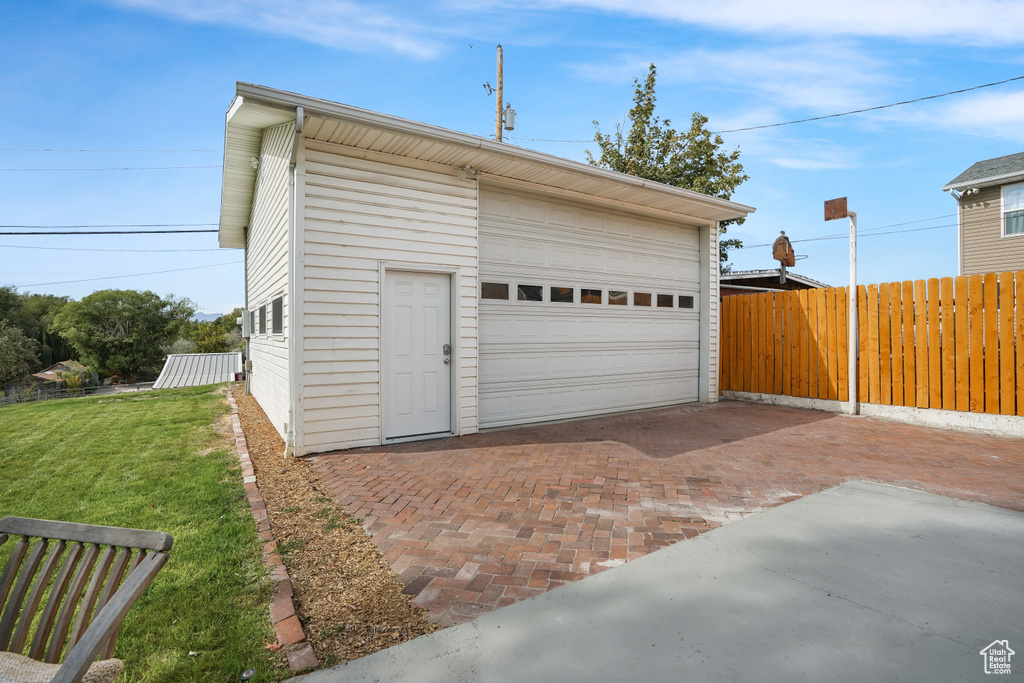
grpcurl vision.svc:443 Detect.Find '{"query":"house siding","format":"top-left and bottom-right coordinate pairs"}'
top-left (300, 139), bottom-right (479, 453)
top-left (961, 184), bottom-right (1024, 275)
top-left (246, 121), bottom-right (292, 439)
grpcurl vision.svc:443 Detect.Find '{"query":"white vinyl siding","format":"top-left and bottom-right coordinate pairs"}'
top-left (246, 121), bottom-right (292, 438)
top-left (300, 140), bottom-right (478, 452)
top-left (478, 187), bottom-right (702, 428)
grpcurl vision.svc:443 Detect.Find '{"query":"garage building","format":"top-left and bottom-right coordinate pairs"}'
top-left (219, 83), bottom-right (754, 456)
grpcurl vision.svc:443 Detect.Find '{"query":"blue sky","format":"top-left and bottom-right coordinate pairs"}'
top-left (2, 1), bottom-right (1023, 314)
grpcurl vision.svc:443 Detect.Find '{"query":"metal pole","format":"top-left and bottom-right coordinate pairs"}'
top-left (495, 44), bottom-right (503, 142)
top-left (848, 211), bottom-right (858, 415)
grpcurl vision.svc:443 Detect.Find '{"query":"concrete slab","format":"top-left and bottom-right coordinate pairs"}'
top-left (290, 482), bottom-right (1024, 682)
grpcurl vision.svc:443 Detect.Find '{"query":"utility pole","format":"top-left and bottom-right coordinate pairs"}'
top-left (495, 44), bottom-right (504, 142)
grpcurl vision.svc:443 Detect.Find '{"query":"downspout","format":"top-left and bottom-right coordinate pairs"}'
top-left (285, 106), bottom-right (304, 457)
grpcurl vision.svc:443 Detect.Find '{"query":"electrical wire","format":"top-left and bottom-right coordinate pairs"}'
top-left (15, 261), bottom-right (242, 288)
top-left (0, 166), bottom-right (221, 171)
top-left (0, 244), bottom-right (223, 253)
top-left (0, 230), bottom-right (219, 235)
top-left (0, 148), bottom-right (220, 152)
top-left (0, 223), bottom-right (217, 228)
top-left (734, 222), bottom-right (956, 250)
top-left (505, 74), bottom-right (1024, 143)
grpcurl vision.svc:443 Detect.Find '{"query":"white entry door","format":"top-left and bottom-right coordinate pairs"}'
top-left (383, 270), bottom-right (452, 440)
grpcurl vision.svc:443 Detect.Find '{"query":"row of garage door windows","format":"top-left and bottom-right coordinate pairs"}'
top-left (481, 282), bottom-right (695, 309)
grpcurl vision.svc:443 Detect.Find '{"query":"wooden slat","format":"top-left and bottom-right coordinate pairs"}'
top-left (770, 292), bottom-right (778, 395)
top-left (754, 293), bottom-right (765, 393)
top-left (0, 517), bottom-right (172, 552)
top-left (900, 281), bottom-right (914, 405)
top-left (866, 285), bottom-right (880, 403)
top-left (28, 542), bottom-right (83, 660)
top-left (955, 275), bottom-right (970, 412)
top-left (858, 286), bottom-right (869, 402)
top-left (998, 272), bottom-right (1015, 416)
top-left (968, 273), bottom-right (984, 413)
top-left (837, 287), bottom-right (849, 402)
top-left (927, 279), bottom-right (942, 408)
top-left (826, 288), bottom-right (839, 400)
top-left (877, 283), bottom-right (892, 405)
top-left (0, 540), bottom-right (48, 651)
top-left (798, 290), bottom-right (810, 397)
top-left (782, 291), bottom-right (793, 396)
top-left (808, 289), bottom-right (820, 398)
top-left (767, 293), bottom-right (777, 395)
top-left (815, 288), bottom-right (828, 399)
top-left (68, 546), bottom-right (115, 650)
top-left (984, 273), bottom-right (999, 414)
top-left (10, 541), bottom-right (66, 654)
top-left (741, 294), bottom-right (752, 392)
top-left (1017, 271), bottom-right (1024, 417)
top-left (722, 297), bottom-right (732, 392)
top-left (889, 283), bottom-right (904, 406)
top-left (0, 537), bottom-right (29, 614)
top-left (913, 280), bottom-right (928, 408)
top-left (46, 544), bottom-right (99, 663)
top-left (940, 277), bottom-right (956, 411)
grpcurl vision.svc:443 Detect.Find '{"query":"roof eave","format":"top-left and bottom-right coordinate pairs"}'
top-left (942, 170), bottom-right (1024, 193)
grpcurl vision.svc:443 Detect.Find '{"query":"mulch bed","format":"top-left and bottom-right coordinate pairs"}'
top-left (230, 386), bottom-right (439, 667)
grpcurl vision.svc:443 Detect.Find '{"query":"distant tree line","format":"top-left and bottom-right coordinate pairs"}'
top-left (0, 286), bottom-right (244, 387)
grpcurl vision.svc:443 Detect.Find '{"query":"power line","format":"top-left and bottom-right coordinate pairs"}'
top-left (0, 230), bottom-right (219, 235)
top-left (0, 244), bottom-right (223, 253)
top-left (0, 166), bottom-right (221, 171)
top-left (0, 223), bottom-right (217, 228)
top-left (735, 222), bottom-right (956, 250)
top-left (506, 74), bottom-right (1024, 143)
top-left (713, 74), bottom-right (1024, 133)
top-left (0, 148), bottom-right (220, 152)
top-left (15, 261), bottom-right (242, 288)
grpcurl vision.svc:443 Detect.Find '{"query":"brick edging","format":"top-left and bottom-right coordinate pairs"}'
top-left (227, 395), bottom-right (319, 672)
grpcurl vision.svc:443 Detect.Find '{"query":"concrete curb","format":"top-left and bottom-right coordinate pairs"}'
top-left (227, 395), bottom-right (319, 672)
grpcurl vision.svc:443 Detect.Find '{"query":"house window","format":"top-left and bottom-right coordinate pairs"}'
top-left (1003, 182), bottom-right (1024, 236)
top-left (633, 292), bottom-right (651, 307)
top-left (249, 310), bottom-right (255, 336)
top-left (258, 305), bottom-right (267, 335)
top-left (581, 289), bottom-right (602, 304)
top-left (518, 285), bottom-right (543, 301)
top-left (608, 291), bottom-right (627, 306)
top-left (481, 283), bottom-right (509, 300)
top-left (679, 295), bottom-right (695, 309)
top-left (550, 286), bottom-right (574, 303)
top-left (271, 297), bottom-right (283, 334)
top-left (657, 294), bottom-right (673, 308)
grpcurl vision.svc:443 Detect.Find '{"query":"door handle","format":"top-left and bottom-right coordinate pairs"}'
top-left (443, 344), bottom-right (451, 355)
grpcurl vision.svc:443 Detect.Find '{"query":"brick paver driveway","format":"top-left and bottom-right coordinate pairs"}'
top-left (308, 401), bottom-right (1024, 626)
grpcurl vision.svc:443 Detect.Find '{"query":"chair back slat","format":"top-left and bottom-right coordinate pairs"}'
top-left (46, 544), bottom-right (98, 664)
top-left (99, 550), bottom-right (156, 660)
top-left (0, 537), bottom-right (29, 613)
top-left (0, 539), bottom-right (48, 650)
top-left (94, 549), bottom-right (131, 619)
top-left (10, 540), bottom-right (66, 653)
top-left (66, 546), bottom-right (114, 652)
top-left (29, 542), bottom-right (84, 660)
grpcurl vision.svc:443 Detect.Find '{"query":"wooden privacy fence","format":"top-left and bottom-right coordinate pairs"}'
top-left (719, 270), bottom-right (1024, 417)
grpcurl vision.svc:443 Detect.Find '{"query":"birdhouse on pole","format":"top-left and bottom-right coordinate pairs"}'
top-left (772, 231), bottom-right (796, 283)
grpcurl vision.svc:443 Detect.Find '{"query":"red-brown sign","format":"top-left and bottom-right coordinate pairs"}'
top-left (824, 197), bottom-right (848, 221)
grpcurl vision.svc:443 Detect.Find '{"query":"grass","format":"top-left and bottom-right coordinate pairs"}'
top-left (0, 385), bottom-right (282, 681)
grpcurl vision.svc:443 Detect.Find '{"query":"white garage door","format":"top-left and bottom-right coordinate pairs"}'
top-left (478, 188), bottom-right (702, 428)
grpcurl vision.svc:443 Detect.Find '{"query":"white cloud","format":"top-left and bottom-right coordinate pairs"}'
top-left (107, 0), bottom-right (444, 58)
top-left (880, 88), bottom-right (1024, 142)
top-left (535, 0), bottom-right (1024, 46)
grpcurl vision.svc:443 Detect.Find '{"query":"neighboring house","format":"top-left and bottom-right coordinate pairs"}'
top-left (942, 151), bottom-right (1024, 275)
top-left (720, 269), bottom-right (827, 296)
top-left (30, 360), bottom-right (87, 385)
top-left (218, 83), bottom-right (754, 456)
top-left (153, 353), bottom-right (243, 389)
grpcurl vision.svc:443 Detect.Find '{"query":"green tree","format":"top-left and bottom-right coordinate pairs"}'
top-left (51, 289), bottom-right (195, 383)
top-left (214, 307), bottom-right (246, 353)
top-left (587, 63), bottom-right (749, 269)
top-left (190, 321), bottom-right (230, 353)
top-left (0, 286), bottom-right (73, 367)
top-left (0, 319), bottom-right (39, 387)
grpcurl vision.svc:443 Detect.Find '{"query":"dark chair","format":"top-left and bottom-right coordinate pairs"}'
top-left (0, 516), bottom-right (172, 682)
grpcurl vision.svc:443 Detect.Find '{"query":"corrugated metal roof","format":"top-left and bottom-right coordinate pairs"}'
top-left (219, 83), bottom-right (756, 249)
top-left (942, 151), bottom-right (1024, 191)
top-left (153, 353), bottom-right (243, 389)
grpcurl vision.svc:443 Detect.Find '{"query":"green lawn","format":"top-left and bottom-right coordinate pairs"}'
top-left (0, 386), bottom-right (281, 681)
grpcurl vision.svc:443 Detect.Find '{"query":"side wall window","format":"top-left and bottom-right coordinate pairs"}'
top-left (258, 304), bottom-right (267, 335)
top-left (1004, 182), bottom-right (1024, 236)
top-left (272, 297), bottom-right (283, 334)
